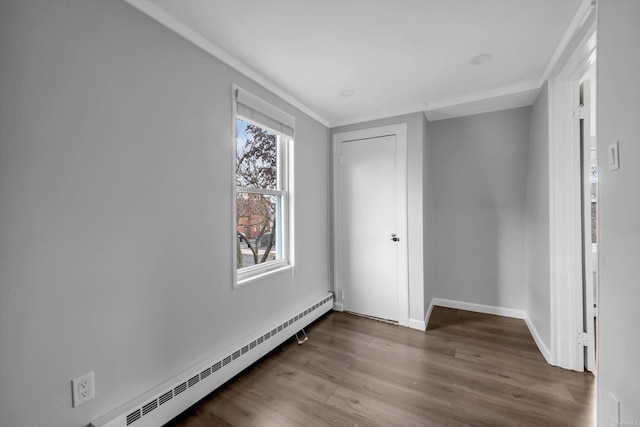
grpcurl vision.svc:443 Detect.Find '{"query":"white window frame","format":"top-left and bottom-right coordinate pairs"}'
top-left (232, 86), bottom-right (294, 288)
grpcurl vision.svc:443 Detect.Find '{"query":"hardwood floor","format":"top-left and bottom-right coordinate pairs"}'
top-left (166, 307), bottom-right (595, 427)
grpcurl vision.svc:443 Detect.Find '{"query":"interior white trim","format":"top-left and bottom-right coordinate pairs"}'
top-left (523, 313), bottom-right (553, 364)
top-left (123, 0), bottom-right (596, 128)
top-left (539, 0), bottom-right (597, 84)
top-left (426, 0), bottom-right (594, 124)
top-left (236, 87), bottom-right (295, 135)
top-left (424, 0), bottom-right (595, 123)
top-left (334, 0), bottom-right (593, 126)
top-left (548, 18), bottom-right (596, 372)
top-left (425, 81), bottom-right (539, 113)
top-left (424, 303), bottom-right (435, 329)
top-left (232, 84), bottom-right (295, 288)
top-left (122, 0), bottom-right (329, 127)
top-left (429, 298), bottom-right (526, 320)
top-left (329, 104), bottom-right (426, 128)
top-left (408, 318), bottom-right (426, 331)
top-left (332, 124), bottom-right (409, 327)
top-left (425, 87), bottom-right (540, 121)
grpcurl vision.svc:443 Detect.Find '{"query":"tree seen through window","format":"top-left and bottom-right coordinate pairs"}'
top-left (236, 119), bottom-right (282, 269)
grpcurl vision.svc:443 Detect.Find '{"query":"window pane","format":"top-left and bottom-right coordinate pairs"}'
top-left (236, 118), bottom-right (278, 190)
top-left (236, 192), bottom-right (282, 269)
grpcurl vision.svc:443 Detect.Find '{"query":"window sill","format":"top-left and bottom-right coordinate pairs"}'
top-left (235, 262), bottom-right (294, 288)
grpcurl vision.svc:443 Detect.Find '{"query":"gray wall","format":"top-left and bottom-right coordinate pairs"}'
top-left (0, 1), bottom-right (330, 426)
top-left (597, 0), bottom-right (640, 424)
top-left (429, 108), bottom-right (530, 310)
top-left (331, 112), bottom-right (426, 326)
top-left (524, 83), bottom-right (551, 350)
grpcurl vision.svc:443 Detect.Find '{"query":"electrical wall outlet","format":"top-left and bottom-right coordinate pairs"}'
top-left (72, 372), bottom-right (95, 407)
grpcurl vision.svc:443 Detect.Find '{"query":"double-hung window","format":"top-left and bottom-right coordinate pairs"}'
top-left (234, 87), bottom-right (293, 286)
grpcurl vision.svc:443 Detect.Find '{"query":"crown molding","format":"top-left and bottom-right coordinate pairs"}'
top-left (539, 0), bottom-right (597, 84)
top-left (424, 82), bottom-right (540, 121)
top-left (425, 81), bottom-right (540, 112)
top-left (123, 0), bottom-right (595, 128)
top-left (122, 0), bottom-right (330, 127)
top-left (328, 104), bottom-right (427, 129)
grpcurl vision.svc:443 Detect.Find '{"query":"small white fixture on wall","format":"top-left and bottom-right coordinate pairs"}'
top-left (608, 140), bottom-right (620, 171)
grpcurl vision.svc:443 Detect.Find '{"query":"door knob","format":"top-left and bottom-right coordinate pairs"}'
top-left (391, 233), bottom-right (400, 242)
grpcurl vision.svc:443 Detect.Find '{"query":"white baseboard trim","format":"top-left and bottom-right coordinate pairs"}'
top-left (333, 302), bottom-right (343, 312)
top-left (428, 298), bottom-right (553, 365)
top-left (429, 297), bottom-right (526, 319)
top-left (424, 302), bottom-right (435, 329)
top-left (523, 314), bottom-right (553, 364)
top-left (408, 318), bottom-right (426, 331)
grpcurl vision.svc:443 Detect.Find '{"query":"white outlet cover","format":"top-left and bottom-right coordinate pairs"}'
top-left (72, 372), bottom-right (95, 408)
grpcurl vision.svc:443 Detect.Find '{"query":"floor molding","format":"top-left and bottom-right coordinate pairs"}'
top-left (424, 302), bottom-right (435, 328)
top-left (408, 318), bottom-right (426, 331)
top-left (429, 298), bottom-right (526, 320)
top-left (523, 314), bottom-right (553, 364)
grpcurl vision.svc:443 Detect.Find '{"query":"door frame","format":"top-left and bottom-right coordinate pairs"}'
top-left (332, 124), bottom-right (409, 327)
top-left (579, 74), bottom-right (597, 373)
top-left (548, 19), bottom-right (596, 371)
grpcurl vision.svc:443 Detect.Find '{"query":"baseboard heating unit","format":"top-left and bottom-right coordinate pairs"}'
top-left (91, 292), bottom-right (334, 427)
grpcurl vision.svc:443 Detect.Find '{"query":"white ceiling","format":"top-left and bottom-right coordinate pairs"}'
top-left (132, 0), bottom-right (586, 126)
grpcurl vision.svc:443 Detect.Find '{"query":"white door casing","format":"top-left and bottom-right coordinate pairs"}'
top-left (333, 124), bottom-right (409, 326)
top-left (580, 78), bottom-right (597, 373)
top-left (548, 20), bottom-right (596, 371)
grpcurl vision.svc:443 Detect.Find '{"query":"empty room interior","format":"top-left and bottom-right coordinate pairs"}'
top-left (1, 0), bottom-right (639, 426)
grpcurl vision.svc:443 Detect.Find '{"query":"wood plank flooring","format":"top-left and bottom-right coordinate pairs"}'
top-left (166, 307), bottom-right (595, 426)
